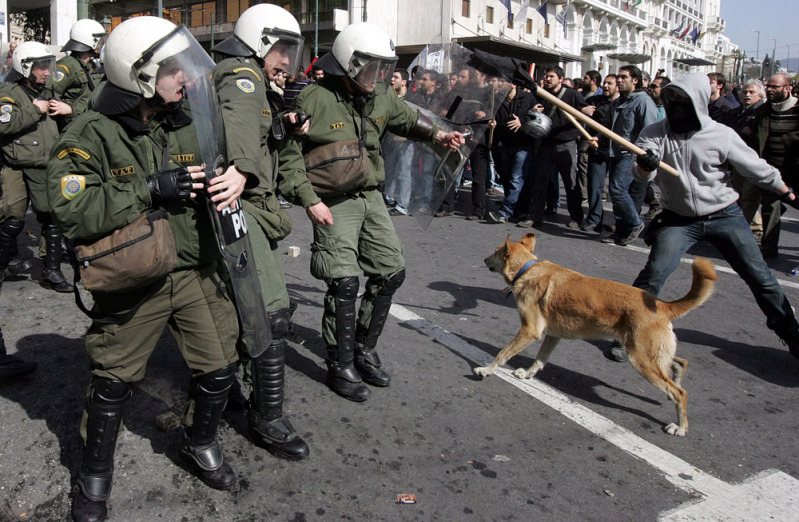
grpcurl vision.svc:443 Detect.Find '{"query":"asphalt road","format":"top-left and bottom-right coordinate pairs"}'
top-left (1, 190), bottom-right (798, 521)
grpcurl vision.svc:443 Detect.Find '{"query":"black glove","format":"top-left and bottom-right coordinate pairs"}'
top-left (146, 167), bottom-right (193, 207)
top-left (780, 187), bottom-right (799, 210)
top-left (636, 149), bottom-right (660, 172)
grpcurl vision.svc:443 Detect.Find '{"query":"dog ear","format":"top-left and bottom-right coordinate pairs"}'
top-left (520, 233), bottom-right (536, 252)
top-left (503, 234), bottom-right (512, 258)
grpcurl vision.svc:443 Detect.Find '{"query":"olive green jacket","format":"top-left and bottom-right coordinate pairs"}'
top-left (53, 54), bottom-right (95, 124)
top-left (212, 56), bottom-right (317, 239)
top-left (0, 82), bottom-right (59, 168)
top-left (279, 76), bottom-right (430, 198)
top-left (47, 109), bottom-right (217, 269)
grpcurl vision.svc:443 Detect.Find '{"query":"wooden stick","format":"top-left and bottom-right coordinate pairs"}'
top-left (536, 87), bottom-right (680, 177)
top-left (561, 109), bottom-right (594, 141)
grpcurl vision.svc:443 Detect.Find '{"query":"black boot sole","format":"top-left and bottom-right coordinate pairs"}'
top-left (326, 377), bottom-right (371, 402)
top-left (261, 439), bottom-right (310, 461)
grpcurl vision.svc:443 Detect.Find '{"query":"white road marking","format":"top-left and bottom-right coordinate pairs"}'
top-left (390, 304), bottom-right (799, 521)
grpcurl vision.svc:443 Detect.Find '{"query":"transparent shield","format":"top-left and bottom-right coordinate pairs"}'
top-left (383, 43), bottom-right (510, 228)
top-left (184, 73), bottom-right (274, 358)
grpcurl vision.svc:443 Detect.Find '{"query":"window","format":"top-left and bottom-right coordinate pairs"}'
top-left (462, 0), bottom-right (470, 18)
top-left (226, 0), bottom-right (252, 23)
top-left (188, 1), bottom-right (215, 26)
top-left (526, 18), bottom-right (532, 34)
top-left (486, 6), bottom-right (494, 24)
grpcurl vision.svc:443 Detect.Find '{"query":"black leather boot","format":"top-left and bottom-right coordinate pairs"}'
top-left (71, 378), bottom-right (131, 522)
top-left (180, 363), bottom-right (238, 490)
top-left (354, 269), bottom-right (405, 387)
top-left (248, 308), bottom-right (309, 461)
top-left (0, 218), bottom-right (24, 289)
top-left (0, 324), bottom-right (36, 381)
top-left (41, 223), bottom-right (73, 293)
top-left (325, 277), bottom-right (370, 402)
top-left (773, 316), bottom-right (799, 359)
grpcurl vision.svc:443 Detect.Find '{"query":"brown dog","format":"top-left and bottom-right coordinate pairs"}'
top-left (474, 233), bottom-right (717, 436)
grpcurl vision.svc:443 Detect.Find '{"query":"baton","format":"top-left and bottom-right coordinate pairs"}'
top-left (560, 109), bottom-right (593, 141)
top-left (536, 88), bottom-right (680, 177)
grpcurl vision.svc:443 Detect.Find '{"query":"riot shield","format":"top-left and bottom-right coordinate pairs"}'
top-left (382, 43), bottom-right (510, 228)
top-left (182, 61), bottom-right (274, 358)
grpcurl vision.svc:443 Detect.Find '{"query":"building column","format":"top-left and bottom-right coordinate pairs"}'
top-left (51, 0), bottom-right (77, 47)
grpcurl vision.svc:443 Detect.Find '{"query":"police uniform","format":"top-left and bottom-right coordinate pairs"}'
top-left (48, 104), bottom-right (240, 514)
top-left (0, 80), bottom-right (71, 291)
top-left (53, 53), bottom-right (96, 128)
top-left (211, 54), bottom-right (316, 459)
top-left (280, 75), bottom-right (439, 400)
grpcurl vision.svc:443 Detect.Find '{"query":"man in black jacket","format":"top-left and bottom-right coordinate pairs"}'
top-left (487, 83), bottom-right (538, 223)
top-left (516, 66), bottom-right (587, 228)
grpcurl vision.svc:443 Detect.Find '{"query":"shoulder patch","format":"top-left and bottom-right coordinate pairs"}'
top-left (0, 105), bottom-right (11, 123)
top-left (61, 175), bottom-right (85, 200)
top-left (0, 96), bottom-right (15, 104)
top-left (262, 109), bottom-right (271, 118)
top-left (374, 116), bottom-right (386, 125)
top-left (57, 64), bottom-right (70, 75)
top-left (57, 147), bottom-right (91, 160)
top-left (232, 67), bottom-right (262, 83)
top-left (55, 71), bottom-right (65, 82)
top-left (236, 79), bottom-right (256, 93)
top-left (330, 122), bottom-right (345, 130)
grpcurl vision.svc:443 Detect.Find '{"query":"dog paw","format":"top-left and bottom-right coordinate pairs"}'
top-left (663, 423), bottom-right (687, 437)
top-left (512, 368), bottom-right (533, 379)
top-left (473, 366), bottom-right (493, 377)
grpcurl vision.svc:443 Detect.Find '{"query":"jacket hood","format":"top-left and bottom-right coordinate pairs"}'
top-left (662, 72), bottom-right (713, 129)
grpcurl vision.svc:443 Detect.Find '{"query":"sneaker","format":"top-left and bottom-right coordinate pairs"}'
top-left (774, 320), bottom-right (799, 359)
top-left (599, 232), bottom-right (617, 243)
top-left (567, 220), bottom-right (580, 229)
top-left (615, 223), bottom-right (645, 246)
top-left (278, 195), bottom-right (293, 209)
top-left (516, 218), bottom-right (534, 228)
top-left (608, 340), bottom-right (627, 362)
top-left (434, 210), bottom-right (454, 217)
top-left (465, 214), bottom-right (482, 221)
top-left (487, 211), bottom-right (507, 224)
top-left (643, 206), bottom-right (661, 219)
top-left (579, 222), bottom-right (597, 232)
top-left (388, 207), bottom-right (407, 216)
top-left (488, 187), bottom-right (504, 196)
top-left (461, 180), bottom-right (473, 187)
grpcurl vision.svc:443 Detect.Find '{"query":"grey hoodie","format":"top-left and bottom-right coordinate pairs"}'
top-left (635, 72), bottom-right (785, 217)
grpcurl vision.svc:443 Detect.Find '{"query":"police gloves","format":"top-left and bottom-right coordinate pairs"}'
top-left (146, 167), bottom-right (193, 208)
top-left (636, 149), bottom-right (660, 172)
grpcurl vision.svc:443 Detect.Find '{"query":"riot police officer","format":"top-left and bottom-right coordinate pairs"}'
top-left (279, 23), bottom-right (465, 402)
top-left (50, 18), bottom-right (106, 128)
top-left (210, 3), bottom-right (312, 460)
top-left (0, 41), bottom-right (72, 292)
top-left (47, 17), bottom-right (240, 521)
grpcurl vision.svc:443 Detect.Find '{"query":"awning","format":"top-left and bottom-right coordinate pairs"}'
top-left (673, 57), bottom-right (716, 66)
top-left (606, 52), bottom-right (652, 64)
top-left (582, 43), bottom-right (617, 52)
top-left (452, 35), bottom-right (584, 64)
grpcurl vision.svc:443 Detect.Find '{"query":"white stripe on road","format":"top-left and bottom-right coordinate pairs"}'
top-left (389, 304), bottom-right (799, 521)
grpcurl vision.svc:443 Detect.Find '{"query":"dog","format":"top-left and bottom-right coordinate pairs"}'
top-left (474, 233), bottom-right (717, 437)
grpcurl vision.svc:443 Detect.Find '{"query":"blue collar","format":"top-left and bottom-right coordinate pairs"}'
top-left (502, 259), bottom-right (540, 297)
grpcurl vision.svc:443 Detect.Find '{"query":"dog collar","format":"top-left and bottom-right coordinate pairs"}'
top-left (502, 259), bottom-right (540, 297)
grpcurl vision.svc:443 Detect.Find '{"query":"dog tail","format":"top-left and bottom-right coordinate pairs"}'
top-left (663, 258), bottom-right (717, 320)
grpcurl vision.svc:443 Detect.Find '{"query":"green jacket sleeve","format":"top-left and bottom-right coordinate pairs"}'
top-left (214, 62), bottom-right (265, 185)
top-left (277, 90), bottom-right (322, 208)
top-left (48, 123), bottom-right (151, 241)
top-left (0, 92), bottom-right (44, 138)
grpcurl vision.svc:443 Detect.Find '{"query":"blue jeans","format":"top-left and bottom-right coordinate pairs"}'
top-left (608, 155), bottom-right (642, 234)
top-left (632, 204), bottom-right (795, 330)
top-left (496, 147), bottom-right (528, 218)
top-left (585, 152), bottom-right (608, 227)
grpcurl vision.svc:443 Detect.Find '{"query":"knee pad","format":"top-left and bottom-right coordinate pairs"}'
top-left (378, 268), bottom-right (405, 296)
top-left (268, 307), bottom-right (292, 339)
top-left (0, 218), bottom-right (24, 238)
top-left (331, 276), bottom-right (359, 300)
top-left (195, 362), bottom-right (238, 395)
top-left (91, 378), bottom-right (133, 405)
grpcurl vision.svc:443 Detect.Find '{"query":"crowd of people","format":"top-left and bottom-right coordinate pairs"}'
top-left (0, 10), bottom-right (798, 521)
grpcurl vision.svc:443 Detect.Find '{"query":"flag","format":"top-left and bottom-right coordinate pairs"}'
top-left (670, 22), bottom-right (683, 36)
top-left (500, 0), bottom-right (513, 23)
top-left (633, 0), bottom-right (643, 6)
top-left (554, 4), bottom-right (567, 37)
top-left (690, 27), bottom-right (699, 44)
top-left (516, 0), bottom-right (530, 22)
top-left (537, 0), bottom-right (548, 25)
top-left (696, 30), bottom-right (706, 41)
top-left (681, 25), bottom-right (691, 39)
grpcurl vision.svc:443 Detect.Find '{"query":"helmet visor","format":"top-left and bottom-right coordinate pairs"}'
top-left (92, 33), bottom-right (108, 55)
top-left (263, 27), bottom-right (304, 76)
top-left (25, 56), bottom-right (56, 86)
top-left (350, 51), bottom-right (397, 94)
top-left (132, 25), bottom-right (215, 100)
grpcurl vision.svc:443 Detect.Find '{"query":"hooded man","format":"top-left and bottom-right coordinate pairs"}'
top-left (607, 72), bottom-right (799, 362)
